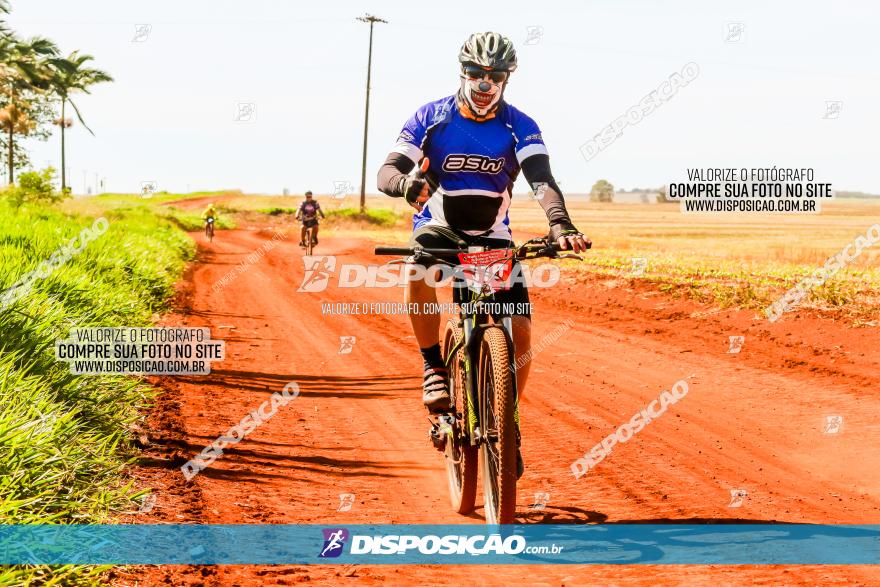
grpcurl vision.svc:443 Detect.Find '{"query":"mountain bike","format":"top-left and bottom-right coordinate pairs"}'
top-left (375, 238), bottom-right (582, 523)
top-left (205, 217), bottom-right (215, 242)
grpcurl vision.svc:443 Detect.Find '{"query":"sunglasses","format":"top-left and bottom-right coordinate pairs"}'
top-left (462, 66), bottom-right (509, 84)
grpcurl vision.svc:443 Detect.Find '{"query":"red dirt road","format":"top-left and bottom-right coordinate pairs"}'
top-left (124, 226), bottom-right (880, 586)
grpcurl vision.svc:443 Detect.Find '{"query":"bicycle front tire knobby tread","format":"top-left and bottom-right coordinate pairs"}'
top-left (479, 326), bottom-right (517, 524)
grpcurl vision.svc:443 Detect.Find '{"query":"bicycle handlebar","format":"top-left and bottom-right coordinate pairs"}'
top-left (374, 246), bottom-right (464, 257)
top-left (374, 239), bottom-right (580, 261)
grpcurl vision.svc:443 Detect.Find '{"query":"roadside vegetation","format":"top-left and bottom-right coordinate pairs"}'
top-left (157, 205), bottom-right (237, 231)
top-left (248, 203), bottom-right (405, 227)
top-left (324, 207), bottom-right (402, 227)
top-left (0, 196), bottom-right (193, 585)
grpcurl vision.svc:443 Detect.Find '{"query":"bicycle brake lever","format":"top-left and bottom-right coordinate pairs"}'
top-left (408, 249), bottom-right (447, 266)
top-left (557, 253), bottom-right (583, 260)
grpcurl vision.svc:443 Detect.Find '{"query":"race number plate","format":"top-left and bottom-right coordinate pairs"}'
top-left (457, 250), bottom-right (514, 294)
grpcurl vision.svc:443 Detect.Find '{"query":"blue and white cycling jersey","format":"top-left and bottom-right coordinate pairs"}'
top-left (391, 95), bottom-right (548, 239)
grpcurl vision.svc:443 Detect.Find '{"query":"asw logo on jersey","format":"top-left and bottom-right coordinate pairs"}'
top-left (442, 154), bottom-right (505, 174)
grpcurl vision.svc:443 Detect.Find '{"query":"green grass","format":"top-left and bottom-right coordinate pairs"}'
top-left (250, 206), bottom-right (403, 227)
top-left (256, 207), bottom-right (296, 216)
top-left (325, 207), bottom-right (403, 227)
top-left (60, 191), bottom-right (239, 232)
top-left (84, 189), bottom-right (242, 208)
top-left (156, 205), bottom-right (237, 231)
top-left (0, 199), bottom-right (194, 585)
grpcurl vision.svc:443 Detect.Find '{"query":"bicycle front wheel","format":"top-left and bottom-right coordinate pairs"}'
top-left (478, 326), bottom-right (517, 524)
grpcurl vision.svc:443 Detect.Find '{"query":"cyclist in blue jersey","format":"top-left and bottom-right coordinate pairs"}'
top-left (378, 32), bottom-right (590, 475)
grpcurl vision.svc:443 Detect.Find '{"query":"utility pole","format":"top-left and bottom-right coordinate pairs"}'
top-left (357, 14), bottom-right (387, 213)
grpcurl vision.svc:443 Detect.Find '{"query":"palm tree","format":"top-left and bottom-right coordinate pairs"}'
top-left (0, 1), bottom-right (10, 36)
top-left (49, 52), bottom-right (112, 193)
top-left (0, 34), bottom-right (57, 183)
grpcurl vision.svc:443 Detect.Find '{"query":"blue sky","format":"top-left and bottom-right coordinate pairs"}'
top-left (10, 0), bottom-right (879, 195)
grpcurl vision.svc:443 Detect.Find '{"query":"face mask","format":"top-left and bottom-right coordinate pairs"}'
top-left (459, 76), bottom-right (504, 118)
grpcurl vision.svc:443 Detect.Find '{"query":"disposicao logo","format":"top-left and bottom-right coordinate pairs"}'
top-left (318, 528), bottom-right (349, 558)
top-left (298, 256), bottom-right (337, 293)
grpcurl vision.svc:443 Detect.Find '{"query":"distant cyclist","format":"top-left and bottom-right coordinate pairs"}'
top-left (296, 190), bottom-right (325, 247)
top-left (377, 32), bottom-right (590, 476)
top-left (201, 203), bottom-right (218, 235)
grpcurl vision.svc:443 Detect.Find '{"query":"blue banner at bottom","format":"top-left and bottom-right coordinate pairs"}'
top-left (0, 524), bottom-right (878, 565)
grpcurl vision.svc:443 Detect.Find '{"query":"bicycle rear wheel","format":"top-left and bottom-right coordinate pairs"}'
top-left (442, 320), bottom-right (477, 514)
top-left (478, 326), bottom-right (517, 524)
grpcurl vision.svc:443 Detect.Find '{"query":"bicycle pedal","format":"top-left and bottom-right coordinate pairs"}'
top-left (428, 424), bottom-right (446, 452)
top-left (428, 416), bottom-right (455, 452)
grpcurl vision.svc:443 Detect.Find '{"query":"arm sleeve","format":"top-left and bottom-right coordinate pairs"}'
top-left (377, 106), bottom-right (430, 197)
top-left (377, 152), bottom-right (416, 198)
top-left (520, 154), bottom-right (574, 228)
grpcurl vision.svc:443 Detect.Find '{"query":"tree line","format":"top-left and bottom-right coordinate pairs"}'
top-left (589, 180), bottom-right (672, 203)
top-left (0, 0), bottom-right (111, 193)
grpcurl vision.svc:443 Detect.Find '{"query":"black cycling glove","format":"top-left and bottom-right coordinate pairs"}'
top-left (398, 175), bottom-right (432, 206)
top-left (548, 221), bottom-right (582, 243)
